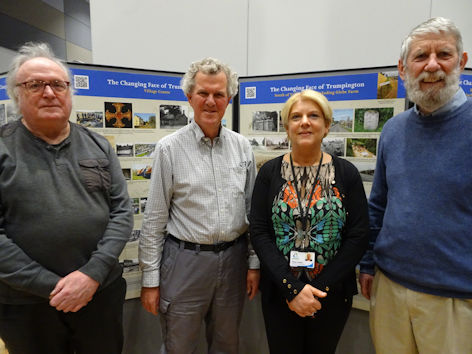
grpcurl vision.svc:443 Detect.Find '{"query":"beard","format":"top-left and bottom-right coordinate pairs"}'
top-left (403, 64), bottom-right (461, 113)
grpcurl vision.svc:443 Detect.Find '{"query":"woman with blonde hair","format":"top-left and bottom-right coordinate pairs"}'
top-left (250, 90), bottom-right (369, 353)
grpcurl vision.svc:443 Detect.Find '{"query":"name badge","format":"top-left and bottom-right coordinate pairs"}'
top-left (289, 251), bottom-right (315, 268)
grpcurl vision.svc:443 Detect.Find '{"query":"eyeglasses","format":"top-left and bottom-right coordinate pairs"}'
top-left (16, 80), bottom-right (70, 93)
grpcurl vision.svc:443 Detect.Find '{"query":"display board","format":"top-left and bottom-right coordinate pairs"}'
top-left (0, 64), bottom-right (233, 299)
top-left (238, 67), bottom-right (472, 198)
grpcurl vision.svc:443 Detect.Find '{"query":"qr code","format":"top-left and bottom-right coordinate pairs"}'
top-left (74, 75), bottom-right (89, 90)
top-left (245, 86), bottom-right (256, 99)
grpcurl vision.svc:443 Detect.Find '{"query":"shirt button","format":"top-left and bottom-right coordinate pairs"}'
top-left (293, 289), bottom-right (298, 294)
top-left (283, 279), bottom-right (287, 284)
top-left (325, 286), bottom-right (329, 292)
top-left (288, 284), bottom-right (292, 289)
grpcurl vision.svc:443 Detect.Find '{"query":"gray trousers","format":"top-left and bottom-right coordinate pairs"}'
top-left (159, 236), bottom-right (248, 354)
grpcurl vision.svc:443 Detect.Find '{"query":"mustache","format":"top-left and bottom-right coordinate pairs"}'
top-left (416, 70), bottom-right (446, 83)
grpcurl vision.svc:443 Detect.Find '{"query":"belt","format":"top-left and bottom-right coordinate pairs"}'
top-left (167, 234), bottom-right (242, 252)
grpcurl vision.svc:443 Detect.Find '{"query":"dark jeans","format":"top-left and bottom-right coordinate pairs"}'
top-left (0, 276), bottom-right (126, 354)
top-left (261, 289), bottom-right (352, 354)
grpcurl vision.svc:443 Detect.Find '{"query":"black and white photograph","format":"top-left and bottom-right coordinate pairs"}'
top-left (265, 135), bottom-right (289, 151)
top-left (0, 104), bottom-right (6, 126)
top-left (351, 160), bottom-right (377, 183)
top-left (132, 164), bottom-right (152, 180)
top-left (248, 136), bottom-right (266, 151)
top-left (105, 102), bottom-right (133, 128)
top-left (278, 111), bottom-right (286, 132)
top-left (135, 143), bottom-right (156, 158)
top-left (6, 103), bottom-right (19, 122)
top-left (122, 168), bottom-right (131, 180)
top-left (129, 229), bottom-right (141, 242)
top-left (252, 111), bottom-right (278, 132)
top-left (116, 143), bottom-right (134, 157)
top-left (331, 109), bottom-right (353, 132)
top-left (322, 137), bottom-right (345, 156)
top-left (159, 104), bottom-right (188, 129)
top-left (354, 107), bottom-right (394, 132)
top-left (76, 110), bottom-right (103, 128)
top-left (134, 113), bottom-right (156, 129)
top-left (346, 138), bottom-right (377, 158)
top-left (140, 197), bottom-right (147, 213)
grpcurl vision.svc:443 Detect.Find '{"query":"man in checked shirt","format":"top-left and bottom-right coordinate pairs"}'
top-left (139, 57), bottom-right (260, 354)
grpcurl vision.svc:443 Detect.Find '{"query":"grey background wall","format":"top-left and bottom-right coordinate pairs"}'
top-left (89, 0), bottom-right (472, 76)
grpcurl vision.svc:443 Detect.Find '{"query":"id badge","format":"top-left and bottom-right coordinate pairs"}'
top-left (289, 251), bottom-right (315, 269)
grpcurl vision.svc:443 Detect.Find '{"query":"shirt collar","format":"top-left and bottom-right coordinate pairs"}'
top-left (413, 88), bottom-right (467, 116)
top-left (190, 120), bottom-right (224, 145)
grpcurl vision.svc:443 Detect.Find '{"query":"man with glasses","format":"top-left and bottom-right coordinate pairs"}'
top-left (0, 42), bottom-right (133, 354)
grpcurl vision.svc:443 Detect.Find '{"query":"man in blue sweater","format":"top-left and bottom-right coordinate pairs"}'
top-left (359, 17), bottom-right (472, 353)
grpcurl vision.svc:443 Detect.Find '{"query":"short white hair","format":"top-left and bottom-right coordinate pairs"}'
top-left (181, 57), bottom-right (238, 98)
top-left (6, 42), bottom-right (72, 114)
top-left (400, 17), bottom-right (463, 65)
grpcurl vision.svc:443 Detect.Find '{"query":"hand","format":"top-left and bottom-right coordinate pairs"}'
top-left (359, 273), bottom-right (374, 300)
top-left (246, 269), bottom-right (260, 300)
top-left (141, 287), bottom-right (160, 315)
top-left (287, 284), bottom-right (327, 317)
top-left (49, 271), bottom-right (99, 313)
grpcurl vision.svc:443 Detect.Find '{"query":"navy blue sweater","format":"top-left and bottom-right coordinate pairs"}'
top-left (360, 98), bottom-right (472, 298)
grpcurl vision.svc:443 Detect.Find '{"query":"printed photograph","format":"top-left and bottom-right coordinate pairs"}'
top-left (252, 111), bottom-right (278, 132)
top-left (135, 143), bottom-right (156, 158)
top-left (132, 198), bottom-right (140, 215)
top-left (354, 107), bottom-right (394, 132)
top-left (122, 168), bottom-right (131, 180)
top-left (132, 164), bottom-right (152, 180)
top-left (105, 102), bottom-right (132, 128)
top-left (351, 160), bottom-right (376, 183)
top-left (76, 110), bottom-right (103, 128)
top-left (134, 112), bottom-right (156, 129)
top-left (346, 138), bottom-right (377, 158)
top-left (248, 136), bottom-right (266, 151)
top-left (129, 229), bottom-right (141, 242)
top-left (0, 104), bottom-right (6, 126)
top-left (278, 111), bottom-right (286, 132)
top-left (322, 137), bottom-right (345, 156)
top-left (331, 109), bottom-right (354, 132)
top-left (265, 135), bottom-right (289, 151)
top-left (116, 143), bottom-right (134, 157)
top-left (159, 105), bottom-right (188, 129)
top-left (103, 135), bottom-right (116, 151)
top-left (6, 103), bottom-right (19, 122)
top-left (140, 197), bottom-right (147, 213)
top-left (377, 71), bottom-right (399, 99)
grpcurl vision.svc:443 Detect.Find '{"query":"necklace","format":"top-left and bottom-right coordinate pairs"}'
top-left (289, 152), bottom-right (323, 239)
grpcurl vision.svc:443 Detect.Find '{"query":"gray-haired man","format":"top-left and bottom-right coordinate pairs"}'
top-left (0, 42), bottom-right (133, 354)
top-left (139, 57), bottom-right (260, 353)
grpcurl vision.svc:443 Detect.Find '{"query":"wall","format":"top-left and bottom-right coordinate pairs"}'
top-left (0, 0), bottom-right (92, 73)
top-left (90, 0), bottom-right (472, 76)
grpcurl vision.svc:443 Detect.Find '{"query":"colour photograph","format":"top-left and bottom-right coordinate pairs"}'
top-left (134, 113), bottom-right (156, 129)
top-left (105, 102), bottom-right (133, 128)
top-left (135, 143), bottom-right (156, 158)
top-left (377, 71), bottom-right (399, 99)
top-left (76, 110), bottom-right (103, 128)
top-left (354, 107), bottom-right (394, 132)
top-left (132, 164), bottom-right (152, 180)
top-left (332, 109), bottom-right (354, 132)
top-left (346, 138), bottom-right (377, 158)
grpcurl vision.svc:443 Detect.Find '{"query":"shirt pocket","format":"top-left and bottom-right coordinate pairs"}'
top-left (230, 166), bottom-right (247, 198)
top-left (79, 159), bottom-right (111, 193)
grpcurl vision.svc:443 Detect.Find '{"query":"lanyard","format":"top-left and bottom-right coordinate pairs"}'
top-left (289, 152), bottom-right (323, 232)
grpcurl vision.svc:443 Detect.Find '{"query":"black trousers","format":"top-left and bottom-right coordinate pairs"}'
top-left (0, 276), bottom-right (126, 354)
top-left (261, 289), bottom-right (352, 354)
